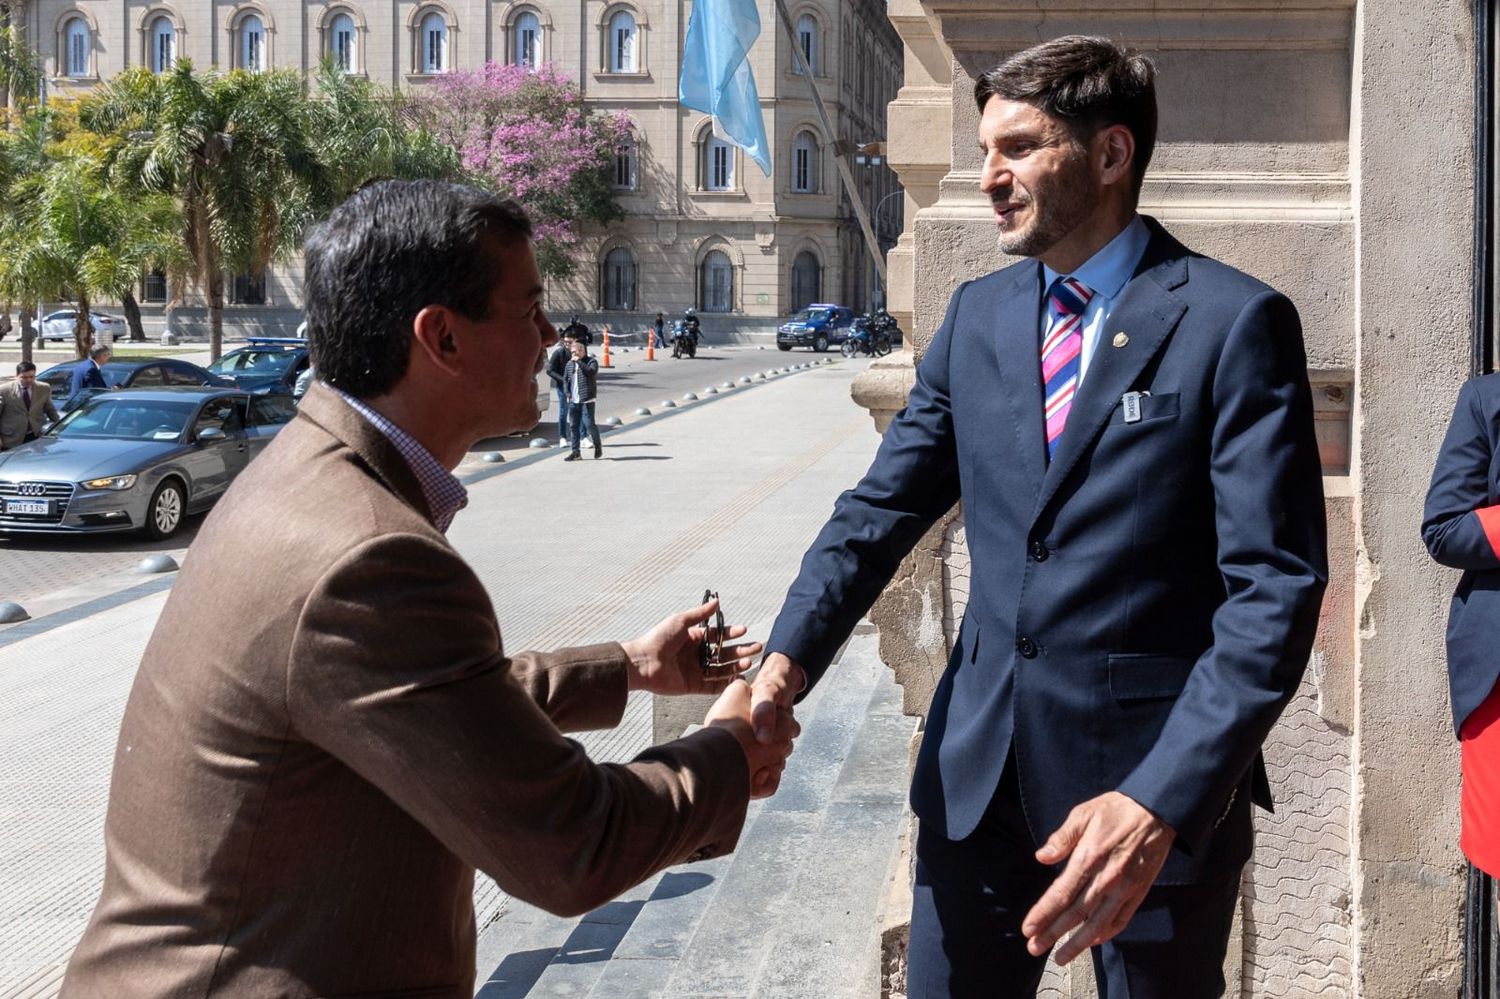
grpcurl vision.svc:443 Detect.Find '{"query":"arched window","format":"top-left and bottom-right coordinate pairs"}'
top-left (608, 10), bottom-right (636, 73)
top-left (239, 14), bottom-right (265, 71)
top-left (64, 17), bottom-right (90, 77)
top-left (420, 11), bottom-right (448, 73)
top-left (795, 14), bottom-right (817, 74)
top-left (329, 12), bottom-right (356, 73)
top-left (791, 251), bottom-right (821, 311)
top-left (149, 16), bottom-right (176, 73)
top-left (791, 131), bottom-right (818, 193)
top-left (613, 135), bottom-right (636, 189)
top-left (703, 135), bottom-right (733, 191)
top-left (513, 11), bottom-right (540, 69)
top-left (602, 247), bottom-right (636, 311)
top-left (699, 250), bottom-right (733, 313)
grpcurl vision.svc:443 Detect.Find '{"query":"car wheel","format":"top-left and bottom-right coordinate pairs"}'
top-left (778, 342), bottom-right (792, 351)
top-left (814, 334), bottom-right (829, 352)
top-left (144, 479), bottom-right (185, 540)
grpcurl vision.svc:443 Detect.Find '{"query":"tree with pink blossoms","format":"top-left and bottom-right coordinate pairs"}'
top-left (416, 63), bottom-right (632, 278)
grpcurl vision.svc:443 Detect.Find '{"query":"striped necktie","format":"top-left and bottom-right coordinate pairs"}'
top-left (1041, 276), bottom-right (1093, 460)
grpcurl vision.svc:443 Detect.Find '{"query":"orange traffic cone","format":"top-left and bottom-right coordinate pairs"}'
top-left (601, 325), bottom-right (613, 368)
top-left (646, 326), bottom-right (656, 361)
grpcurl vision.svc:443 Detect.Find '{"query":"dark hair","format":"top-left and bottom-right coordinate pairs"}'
top-left (303, 180), bottom-right (533, 398)
top-left (974, 36), bottom-right (1157, 197)
top-left (15, 361), bottom-right (35, 375)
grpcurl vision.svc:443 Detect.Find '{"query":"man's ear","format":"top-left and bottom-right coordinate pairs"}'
top-left (1096, 124), bottom-right (1136, 189)
top-left (411, 305), bottom-right (463, 377)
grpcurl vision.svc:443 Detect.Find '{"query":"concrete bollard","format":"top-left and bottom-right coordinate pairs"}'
top-left (138, 554), bottom-right (180, 574)
top-left (528, 437), bottom-right (551, 449)
top-left (481, 451), bottom-right (505, 463)
top-left (682, 392), bottom-right (699, 401)
top-left (660, 400), bottom-right (678, 408)
top-left (634, 407), bottom-right (652, 416)
top-left (0, 601), bottom-right (30, 624)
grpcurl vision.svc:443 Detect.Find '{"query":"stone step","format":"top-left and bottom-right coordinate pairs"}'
top-left (582, 632), bottom-right (911, 999)
top-left (473, 630), bottom-right (913, 999)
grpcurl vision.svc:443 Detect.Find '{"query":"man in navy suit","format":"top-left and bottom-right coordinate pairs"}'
top-left (750, 36), bottom-right (1327, 997)
top-left (69, 344), bottom-right (111, 399)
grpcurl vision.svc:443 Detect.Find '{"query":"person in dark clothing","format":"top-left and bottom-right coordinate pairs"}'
top-left (70, 344), bottom-right (111, 399)
top-left (545, 331), bottom-right (575, 445)
top-left (563, 338), bottom-right (602, 461)
top-left (653, 312), bottom-right (665, 352)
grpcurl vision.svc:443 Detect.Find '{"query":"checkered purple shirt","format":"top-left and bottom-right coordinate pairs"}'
top-left (331, 388), bottom-right (468, 533)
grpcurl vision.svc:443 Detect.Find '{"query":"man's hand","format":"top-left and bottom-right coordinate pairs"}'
top-left (1021, 792), bottom-right (1176, 965)
top-left (621, 596), bottom-right (763, 696)
top-left (704, 680), bottom-right (799, 799)
top-left (750, 652), bottom-right (806, 742)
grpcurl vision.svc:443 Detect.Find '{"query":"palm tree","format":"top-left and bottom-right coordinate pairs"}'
top-left (82, 63), bottom-right (331, 360)
top-left (0, 11), bottom-right (41, 119)
top-left (0, 106), bottom-right (55, 362)
top-left (0, 150), bottom-right (181, 358)
top-left (309, 61), bottom-right (460, 200)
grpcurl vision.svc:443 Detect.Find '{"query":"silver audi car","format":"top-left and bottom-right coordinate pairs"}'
top-left (0, 387), bottom-right (296, 539)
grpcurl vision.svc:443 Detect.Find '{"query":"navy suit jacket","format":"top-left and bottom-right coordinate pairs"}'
top-left (766, 219), bottom-right (1327, 884)
top-left (1422, 373), bottom-right (1500, 735)
top-left (70, 361), bottom-right (106, 397)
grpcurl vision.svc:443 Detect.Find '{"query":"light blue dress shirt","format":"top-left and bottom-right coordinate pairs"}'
top-left (1041, 214), bottom-right (1152, 387)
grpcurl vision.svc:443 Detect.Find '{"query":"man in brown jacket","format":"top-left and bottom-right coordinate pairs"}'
top-left (62, 181), bottom-right (795, 997)
top-left (0, 361), bottom-right (60, 449)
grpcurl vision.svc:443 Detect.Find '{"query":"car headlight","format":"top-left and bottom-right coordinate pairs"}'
top-left (80, 474), bottom-right (138, 491)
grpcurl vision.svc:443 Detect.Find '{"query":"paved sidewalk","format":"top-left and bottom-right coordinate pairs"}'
top-left (0, 357), bottom-right (886, 996)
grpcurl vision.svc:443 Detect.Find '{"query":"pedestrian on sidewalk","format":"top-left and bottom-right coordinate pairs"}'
top-left (61, 179), bottom-right (797, 999)
top-left (0, 361), bottom-right (59, 449)
top-left (752, 36), bottom-right (1326, 998)
top-left (545, 330), bottom-right (573, 445)
top-left (564, 336), bottom-right (602, 461)
top-left (653, 311), bottom-right (665, 351)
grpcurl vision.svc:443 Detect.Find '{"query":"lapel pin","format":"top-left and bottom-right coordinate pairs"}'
top-left (1112, 332), bottom-right (1130, 348)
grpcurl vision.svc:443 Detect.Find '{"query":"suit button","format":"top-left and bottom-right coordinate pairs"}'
top-left (1029, 540), bottom-right (1049, 562)
top-left (1017, 637), bottom-right (1038, 659)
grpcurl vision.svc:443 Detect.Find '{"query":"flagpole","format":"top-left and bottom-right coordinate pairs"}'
top-left (771, 0), bottom-right (887, 288)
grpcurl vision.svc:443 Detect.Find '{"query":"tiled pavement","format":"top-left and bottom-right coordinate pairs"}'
top-left (0, 356), bottom-right (901, 997)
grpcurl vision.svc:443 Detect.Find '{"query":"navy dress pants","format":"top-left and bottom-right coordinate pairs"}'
top-left (907, 759), bottom-right (1242, 999)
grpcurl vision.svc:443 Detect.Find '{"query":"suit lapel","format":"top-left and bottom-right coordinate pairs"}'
top-left (992, 261), bottom-right (1048, 491)
top-left (1032, 225), bottom-right (1190, 521)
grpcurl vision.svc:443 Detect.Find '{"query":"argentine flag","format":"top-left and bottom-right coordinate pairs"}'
top-left (679, 0), bottom-right (772, 176)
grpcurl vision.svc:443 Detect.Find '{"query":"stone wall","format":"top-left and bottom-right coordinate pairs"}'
top-left (861, 1), bottom-right (1475, 995)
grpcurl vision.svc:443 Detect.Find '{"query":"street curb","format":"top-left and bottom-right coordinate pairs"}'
top-left (0, 575), bottom-right (175, 649)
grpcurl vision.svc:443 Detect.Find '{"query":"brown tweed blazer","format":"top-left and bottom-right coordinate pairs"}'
top-left (62, 383), bottom-right (749, 998)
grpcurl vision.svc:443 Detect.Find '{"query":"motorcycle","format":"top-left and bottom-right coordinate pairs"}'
top-left (841, 315), bottom-right (895, 357)
top-left (672, 320), bottom-right (698, 358)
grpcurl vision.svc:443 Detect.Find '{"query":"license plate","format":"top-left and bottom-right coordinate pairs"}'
top-left (4, 499), bottom-right (49, 515)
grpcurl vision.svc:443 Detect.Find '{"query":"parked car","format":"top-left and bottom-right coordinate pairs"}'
top-left (0, 387), bottom-right (297, 539)
top-left (777, 304), bottom-right (857, 352)
top-left (37, 357), bottom-right (229, 413)
top-left (207, 338), bottom-right (311, 395)
top-left (38, 310), bottom-right (128, 346)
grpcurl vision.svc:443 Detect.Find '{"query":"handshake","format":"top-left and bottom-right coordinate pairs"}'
top-left (620, 595), bottom-right (807, 799)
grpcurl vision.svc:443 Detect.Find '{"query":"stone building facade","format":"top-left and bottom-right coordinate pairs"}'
top-left (857, 1), bottom-right (1482, 995)
top-left (9, 0), bottom-right (901, 338)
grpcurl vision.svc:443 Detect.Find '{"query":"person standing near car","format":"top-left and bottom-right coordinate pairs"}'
top-left (0, 361), bottom-right (60, 449)
top-left (546, 330), bottom-right (574, 445)
top-left (69, 344), bottom-right (111, 399)
top-left (564, 336), bottom-right (602, 461)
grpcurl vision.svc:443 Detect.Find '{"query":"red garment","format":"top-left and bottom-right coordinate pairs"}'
top-left (1462, 678), bottom-right (1500, 877)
